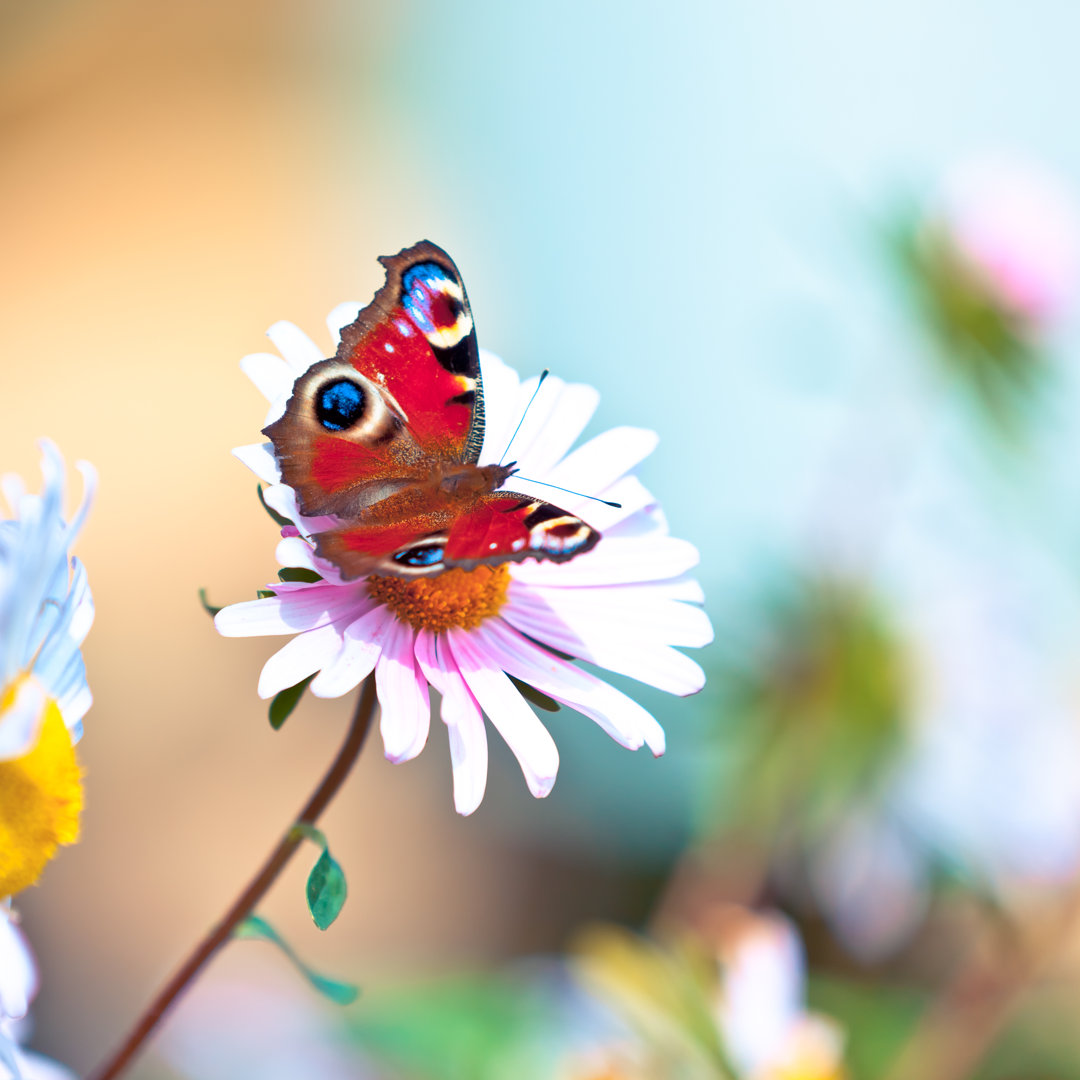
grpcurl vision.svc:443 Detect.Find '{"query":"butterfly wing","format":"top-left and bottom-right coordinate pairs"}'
top-left (263, 241), bottom-right (484, 520)
top-left (314, 492), bottom-right (599, 579)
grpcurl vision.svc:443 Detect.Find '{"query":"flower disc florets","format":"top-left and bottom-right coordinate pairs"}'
top-left (366, 565), bottom-right (511, 633)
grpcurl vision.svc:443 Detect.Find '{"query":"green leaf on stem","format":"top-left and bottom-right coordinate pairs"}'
top-left (198, 588), bottom-right (222, 618)
top-left (307, 848), bottom-right (348, 930)
top-left (269, 674), bottom-right (315, 731)
top-left (508, 676), bottom-right (561, 713)
top-left (278, 567), bottom-right (323, 584)
top-left (290, 823), bottom-right (348, 930)
top-left (257, 483), bottom-right (293, 527)
top-left (235, 913), bottom-right (359, 1005)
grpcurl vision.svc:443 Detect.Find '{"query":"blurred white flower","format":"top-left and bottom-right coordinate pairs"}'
top-left (0, 906), bottom-right (75, 1080)
top-left (217, 310), bottom-right (711, 814)
top-left (715, 909), bottom-right (846, 1080)
top-left (0, 443), bottom-right (94, 899)
top-left (938, 154), bottom-right (1080, 327)
top-left (0, 441), bottom-right (95, 755)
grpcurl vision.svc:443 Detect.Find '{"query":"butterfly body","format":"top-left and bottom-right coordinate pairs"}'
top-left (263, 241), bottom-right (599, 580)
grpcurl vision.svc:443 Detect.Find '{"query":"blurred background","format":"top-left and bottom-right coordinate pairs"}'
top-left (7, 1), bottom-right (1080, 1077)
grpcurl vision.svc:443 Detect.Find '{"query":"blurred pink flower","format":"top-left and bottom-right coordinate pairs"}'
top-left (938, 154), bottom-right (1080, 327)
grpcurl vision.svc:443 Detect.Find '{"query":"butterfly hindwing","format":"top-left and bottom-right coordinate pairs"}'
top-left (264, 242), bottom-right (483, 519)
top-left (313, 492), bottom-right (599, 579)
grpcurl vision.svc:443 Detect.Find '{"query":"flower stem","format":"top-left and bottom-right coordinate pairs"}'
top-left (86, 677), bottom-right (378, 1080)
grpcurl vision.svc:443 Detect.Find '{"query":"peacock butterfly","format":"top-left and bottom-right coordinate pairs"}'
top-left (264, 240), bottom-right (600, 579)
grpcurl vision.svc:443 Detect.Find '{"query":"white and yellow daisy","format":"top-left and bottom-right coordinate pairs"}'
top-left (0, 441), bottom-right (95, 898)
top-left (216, 307), bottom-right (712, 814)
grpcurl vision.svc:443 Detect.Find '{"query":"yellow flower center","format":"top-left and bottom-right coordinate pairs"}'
top-left (367, 564), bottom-right (511, 632)
top-left (0, 690), bottom-right (82, 897)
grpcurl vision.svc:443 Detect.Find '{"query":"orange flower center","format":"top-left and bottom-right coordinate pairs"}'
top-left (367, 564), bottom-right (511, 632)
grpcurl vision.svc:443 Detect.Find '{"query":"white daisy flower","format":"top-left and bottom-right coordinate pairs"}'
top-left (0, 443), bottom-right (94, 899)
top-left (0, 905), bottom-right (77, 1080)
top-left (0, 441), bottom-right (96, 755)
top-left (216, 307), bottom-right (712, 814)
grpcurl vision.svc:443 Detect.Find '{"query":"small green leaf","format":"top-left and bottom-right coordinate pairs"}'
top-left (257, 589), bottom-right (276, 600)
top-left (269, 674), bottom-right (315, 730)
top-left (278, 567), bottom-right (323, 584)
top-left (198, 588), bottom-right (222, 618)
top-left (509, 676), bottom-right (561, 713)
top-left (235, 914), bottom-right (359, 1005)
top-left (307, 847), bottom-right (348, 930)
top-left (257, 484), bottom-right (292, 527)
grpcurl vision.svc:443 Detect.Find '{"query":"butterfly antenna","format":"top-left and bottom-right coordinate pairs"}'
top-left (511, 474), bottom-right (622, 509)
top-left (498, 369), bottom-right (550, 466)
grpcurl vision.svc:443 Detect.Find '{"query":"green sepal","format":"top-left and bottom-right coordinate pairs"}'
top-left (291, 824), bottom-right (348, 930)
top-left (257, 589), bottom-right (276, 600)
top-left (235, 913), bottom-right (359, 1005)
top-left (257, 484), bottom-right (292, 527)
top-left (269, 674), bottom-right (315, 730)
top-left (278, 567), bottom-right (323, 584)
top-left (198, 588), bottom-right (222, 618)
top-left (509, 676), bottom-right (561, 713)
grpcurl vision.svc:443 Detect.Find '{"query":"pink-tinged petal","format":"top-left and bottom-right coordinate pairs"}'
top-left (415, 630), bottom-right (489, 815)
top-left (475, 620), bottom-right (666, 755)
top-left (502, 584), bottom-right (707, 696)
top-left (257, 623), bottom-right (345, 698)
top-left (508, 581), bottom-right (713, 649)
top-left (374, 620), bottom-right (430, 763)
top-left (239, 352), bottom-right (295, 405)
top-left (511, 535), bottom-right (701, 589)
top-left (215, 584), bottom-right (359, 638)
top-left (231, 443), bottom-right (281, 485)
top-left (266, 320), bottom-right (324, 374)
top-left (447, 628), bottom-right (559, 798)
top-left (326, 301), bottom-right (362, 342)
top-left (0, 678), bottom-right (47, 761)
top-left (544, 426), bottom-right (659, 495)
top-left (309, 606), bottom-right (391, 698)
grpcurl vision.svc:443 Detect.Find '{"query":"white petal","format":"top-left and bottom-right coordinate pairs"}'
top-left (477, 351), bottom-right (525, 465)
top-left (257, 623), bottom-right (345, 698)
top-left (326, 301), bottom-right (362, 343)
top-left (239, 352), bottom-right (296, 405)
top-left (274, 536), bottom-right (321, 572)
top-left (231, 443), bottom-right (281, 485)
top-left (0, 679), bottom-right (47, 761)
top-left (515, 381), bottom-right (601, 477)
top-left (502, 583), bottom-right (707, 696)
top-left (544, 426), bottom-right (659, 495)
top-left (374, 621), bottom-right (430, 763)
top-left (0, 910), bottom-right (36, 1020)
top-left (309, 606), bottom-right (391, 698)
top-left (266, 320), bottom-right (325, 374)
top-left (510, 535), bottom-right (701, 588)
top-left (475, 620), bottom-right (666, 755)
top-left (414, 630), bottom-right (489, 815)
top-left (447, 629), bottom-right (559, 798)
top-left (215, 584), bottom-right (361, 638)
top-left (510, 581), bottom-right (713, 648)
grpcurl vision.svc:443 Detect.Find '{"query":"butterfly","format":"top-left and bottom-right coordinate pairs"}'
top-left (264, 240), bottom-right (601, 580)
